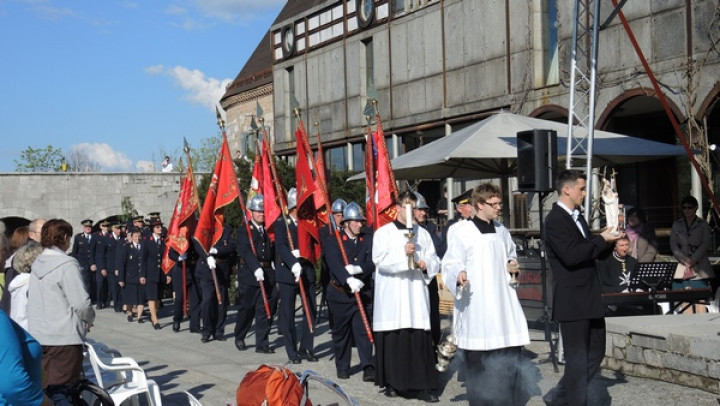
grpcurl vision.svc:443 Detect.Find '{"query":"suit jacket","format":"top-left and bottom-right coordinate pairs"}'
top-left (236, 222), bottom-right (275, 287)
top-left (544, 203), bottom-right (609, 322)
top-left (96, 233), bottom-right (122, 274)
top-left (273, 216), bottom-right (315, 286)
top-left (192, 226), bottom-right (236, 282)
top-left (142, 235), bottom-right (165, 283)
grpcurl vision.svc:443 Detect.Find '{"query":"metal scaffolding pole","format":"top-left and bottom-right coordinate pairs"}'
top-left (566, 0), bottom-right (601, 221)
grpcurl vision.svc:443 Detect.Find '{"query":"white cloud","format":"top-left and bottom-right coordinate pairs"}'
top-left (135, 160), bottom-right (156, 172)
top-left (148, 65), bottom-right (230, 112)
top-left (71, 143), bottom-right (133, 171)
top-left (145, 64), bottom-right (165, 75)
top-left (165, 5), bottom-right (187, 15)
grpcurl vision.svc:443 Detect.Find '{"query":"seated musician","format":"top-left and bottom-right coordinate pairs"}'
top-left (597, 237), bottom-right (654, 316)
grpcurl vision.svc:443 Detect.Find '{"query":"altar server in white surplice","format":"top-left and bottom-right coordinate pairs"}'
top-left (442, 183), bottom-right (529, 406)
top-left (372, 190), bottom-right (441, 403)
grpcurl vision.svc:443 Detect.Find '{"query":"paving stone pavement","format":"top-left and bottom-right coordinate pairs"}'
top-left (86, 300), bottom-right (720, 405)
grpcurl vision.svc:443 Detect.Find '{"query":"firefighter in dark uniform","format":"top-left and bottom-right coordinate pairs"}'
top-left (105, 222), bottom-right (124, 312)
top-left (94, 221), bottom-right (118, 309)
top-left (414, 192), bottom-right (443, 346)
top-left (71, 219), bottom-right (95, 297)
top-left (148, 212), bottom-right (168, 238)
top-left (117, 227), bottom-right (146, 322)
top-left (274, 187), bottom-right (318, 364)
top-left (167, 243), bottom-right (202, 333)
top-left (89, 220), bottom-right (110, 304)
top-left (324, 202), bottom-right (376, 382)
top-left (320, 198), bottom-right (347, 328)
top-left (438, 189), bottom-right (474, 257)
top-left (193, 225), bottom-right (235, 343)
top-left (142, 219), bottom-right (165, 329)
top-left (234, 194), bottom-right (279, 353)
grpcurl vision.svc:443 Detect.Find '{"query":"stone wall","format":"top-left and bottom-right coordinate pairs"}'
top-left (0, 172), bottom-right (204, 229)
top-left (603, 315), bottom-right (720, 394)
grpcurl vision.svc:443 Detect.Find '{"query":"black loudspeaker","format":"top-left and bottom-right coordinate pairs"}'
top-left (517, 129), bottom-right (558, 192)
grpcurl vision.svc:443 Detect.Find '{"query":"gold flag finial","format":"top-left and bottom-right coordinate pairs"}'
top-left (293, 107), bottom-right (301, 118)
top-left (215, 106), bottom-right (226, 132)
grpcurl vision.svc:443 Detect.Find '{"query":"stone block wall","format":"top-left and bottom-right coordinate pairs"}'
top-left (603, 329), bottom-right (720, 394)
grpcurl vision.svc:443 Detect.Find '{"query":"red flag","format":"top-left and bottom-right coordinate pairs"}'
top-left (295, 125), bottom-right (320, 265)
top-left (162, 163), bottom-right (199, 274)
top-left (313, 133), bottom-right (330, 226)
top-left (193, 134), bottom-right (239, 253)
top-left (261, 137), bottom-right (282, 241)
top-left (373, 115), bottom-right (398, 228)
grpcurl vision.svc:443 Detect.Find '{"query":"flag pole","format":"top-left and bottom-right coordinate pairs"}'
top-left (237, 122), bottom-right (272, 319)
top-left (261, 111), bottom-right (314, 332)
top-left (312, 117), bottom-right (374, 343)
top-left (291, 107), bottom-right (316, 333)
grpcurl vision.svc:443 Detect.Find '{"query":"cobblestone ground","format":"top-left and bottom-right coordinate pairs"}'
top-left (87, 301), bottom-right (719, 405)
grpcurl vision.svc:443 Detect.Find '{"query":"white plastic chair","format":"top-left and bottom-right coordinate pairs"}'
top-left (184, 391), bottom-right (204, 406)
top-left (84, 342), bottom-right (162, 406)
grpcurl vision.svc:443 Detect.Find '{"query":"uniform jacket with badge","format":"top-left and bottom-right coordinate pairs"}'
top-left (193, 226), bottom-right (236, 282)
top-left (544, 203), bottom-right (610, 322)
top-left (142, 234), bottom-right (165, 284)
top-left (274, 216), bottom-right (315, 286)
top-left (324, 228), bottom-right (374, 304)
top-left (96, 233), bottom-right (122, 273)
top-left (236, 222), bottom-right (275, 288)
top-left (117, 241), bottom-right (144, 285)
top-left (71, 232), bottom-right (93, 270)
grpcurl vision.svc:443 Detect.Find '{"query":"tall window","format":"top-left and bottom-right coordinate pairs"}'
top-left (542, 0), bottom-right (559, 86)
top-left (362, 38), bottom-right (376, 101)
top-left (352, 143), bottom-right (364, 171)
top-left (286, 66), bottom-right (298, 141)
top-left (326, 145), bottom-right (348, 170)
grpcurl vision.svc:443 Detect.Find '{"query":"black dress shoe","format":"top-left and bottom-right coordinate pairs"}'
top-left (235, 339), bottom-right (247, 351)
top-left (96, 304), bottom-right (104, 310)
top-left (215, 335), bottom-right (226, 341)
top-left (255, 346), bottom-right (275, 354)
top-left (201, 336), bottom-right (211, 343)
top-left (172, 321), bottom-right (180, 332)
top-left (127, 315), bottom-right (133, 322)
top-left (336, 370), bottom-right (350, 380)
top-left (362, 365), bottom-right (375, 382)
top-left (383, 386), bottom-right (398, 398)
top-left (153, 323), bottom-right (162, 330)
top-left (138, 319), bottom-right (145, 324)
top-left (300, 349), bottom-right (318, 362)
top-left (290, 357), bottom-right (302, 364)
top-left (416, 390), bottom-right (439, 403)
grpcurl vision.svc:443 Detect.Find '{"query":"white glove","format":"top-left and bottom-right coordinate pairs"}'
top-left (178, 253), bottom-right (187, 261)
top-left (254, 268), bottom-right (264, 282)
top-left (209, 247), bottom-right (218, 255)
top-left (346, 277), bottom-right (365, 293)
top-left (206, 256), bottom-right (216, 269)
top-left (291, 262), bottom-right (302, 282)
top-left (345, 264), bottom-right (363, 275)
top-left (291, 249), bottom-right (300, 258)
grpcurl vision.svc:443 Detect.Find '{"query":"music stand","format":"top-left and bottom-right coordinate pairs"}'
top-left (630, 262), bottom-right (677, 291)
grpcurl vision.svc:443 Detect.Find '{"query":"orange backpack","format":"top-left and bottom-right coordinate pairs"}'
top-left (236, 364), bottom-right (311, 406)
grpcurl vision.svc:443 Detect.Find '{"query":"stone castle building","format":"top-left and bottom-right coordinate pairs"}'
top-left (221, 0), bottom-right (720, 229)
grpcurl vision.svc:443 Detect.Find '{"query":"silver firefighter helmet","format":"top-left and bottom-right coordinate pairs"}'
top-left (414, 192), bottom-right (430, 209)
top-left (287, 187), bottom-right (298, 210)
top-left (248, 194), bottom-right (264, 212)
top-left (342, 202), bottom-right (366, 222)
top-left (331, 198), bottom-right (348, 213)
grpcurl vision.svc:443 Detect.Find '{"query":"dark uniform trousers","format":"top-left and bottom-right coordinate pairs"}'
top-left (235, 223), bottom-right (279, 348)
top-left (274, 216), bottom-right (317, 360)
top-left (194, 227), bottom-right (235, 340)
top-left (325, 230), bottom-right (375, 373)
top-left (168, 247), bottom-right (201, 331)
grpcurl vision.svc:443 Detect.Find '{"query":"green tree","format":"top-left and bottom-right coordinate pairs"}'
top-left (191, 135), bottom-right (222, 172)
top-left (14, 145), bottom-right (64, 172)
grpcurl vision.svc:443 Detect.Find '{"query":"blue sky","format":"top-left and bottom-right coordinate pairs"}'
top-left (0, 0), bottom-right (284, 172)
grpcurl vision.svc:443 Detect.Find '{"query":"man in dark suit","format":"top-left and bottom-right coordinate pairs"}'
top-left (274, 187), bottom-right (318, 364)
top-left (543, 170), bottom-right (622, 406)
